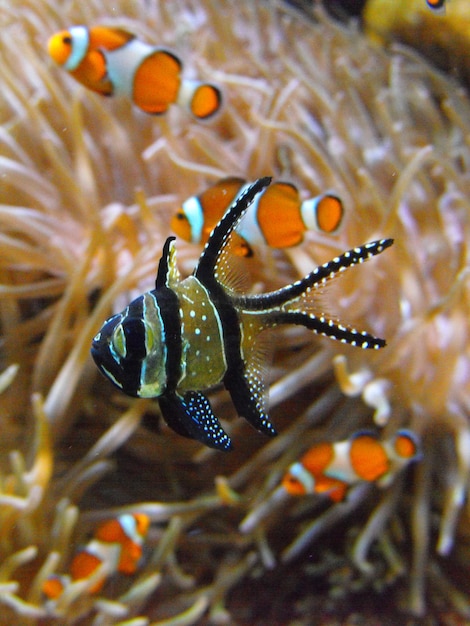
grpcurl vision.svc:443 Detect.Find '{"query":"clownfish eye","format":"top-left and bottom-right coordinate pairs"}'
top-left (112, 318), bottom-right (147, 361)
top-left (62, 35), bottom-right (72, 45)
top-left (174, 211), bottom-right (186, 220)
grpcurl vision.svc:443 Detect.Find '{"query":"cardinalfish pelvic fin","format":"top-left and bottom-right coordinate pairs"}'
top-left (47, 26), bottom-right (222, 119)
top-left (91, 178), bottom-right (393, 451)
top-left (171, 177), bottom-right (344, 256)
top-left (282, 429), bottom-right (422, 502)
top-left (42, 513), bottom-right (150, 599)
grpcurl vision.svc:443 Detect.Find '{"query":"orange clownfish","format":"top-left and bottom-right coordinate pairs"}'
top-left (47, 26), bottom-right (222, 119)
top-left (282, 429), bottom-right (421, 502)
top-left (171, 177), bottom-right (344, 256)
top-left (42, 513), bottom-right (150, 599)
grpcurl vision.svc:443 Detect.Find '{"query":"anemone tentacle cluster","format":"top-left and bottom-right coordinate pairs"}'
top-left (0, 0), bottom-right (469, 623)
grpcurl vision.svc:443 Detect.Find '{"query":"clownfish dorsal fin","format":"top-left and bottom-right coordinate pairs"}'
top-left (274, 181), bottom-right (298, 198)
top-left (156, 237), bottom-right (180, 290)
top-left (158, 390), bottom-right (232, 450)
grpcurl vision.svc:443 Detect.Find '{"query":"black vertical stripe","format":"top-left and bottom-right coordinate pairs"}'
top-left (152, 287), bottom-right (182, 393)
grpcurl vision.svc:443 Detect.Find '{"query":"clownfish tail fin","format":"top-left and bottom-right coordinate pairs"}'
top-left (300, 192), bottom-right (344, 234)
top-left (178, 79), bottom-right (222, 119)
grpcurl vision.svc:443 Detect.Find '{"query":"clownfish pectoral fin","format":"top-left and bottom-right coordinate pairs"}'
top-left (178, 80), bottom-right (222, 119)
top-left (158, 391), bottom-right (232, 450)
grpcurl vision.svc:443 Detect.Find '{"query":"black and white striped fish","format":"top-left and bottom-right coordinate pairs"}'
top-left (91, 178), bottom-right (393, 450)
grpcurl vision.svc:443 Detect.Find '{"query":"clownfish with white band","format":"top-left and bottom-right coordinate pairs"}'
top-left (42, 513), bottom-right (150, 599)
top-left (47, 26), bottom-right (222, 119)
top-left (171, 177), bottom-right (344, 256)
top-left (282, 429), bottom-right (421, 502)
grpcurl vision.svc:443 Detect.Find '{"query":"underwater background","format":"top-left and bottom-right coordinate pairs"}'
top-left (0, 0), bottom-right (469, 623)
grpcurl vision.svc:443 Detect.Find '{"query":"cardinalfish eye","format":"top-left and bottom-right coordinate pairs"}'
top-left (111, 318), bottom-right (148, 361)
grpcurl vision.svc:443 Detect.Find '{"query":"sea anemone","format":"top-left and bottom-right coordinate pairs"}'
top-left (1, 0), bottom-right (469, 623)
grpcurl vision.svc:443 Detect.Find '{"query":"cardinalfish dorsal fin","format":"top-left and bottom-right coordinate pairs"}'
top-left (195, 177), bottom-right (277, 439)
top-left (156, 237), bottom-right (180, 289)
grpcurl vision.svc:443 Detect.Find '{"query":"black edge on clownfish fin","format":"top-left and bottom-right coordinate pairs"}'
top-left (159, 390), bottom-right (232, 450)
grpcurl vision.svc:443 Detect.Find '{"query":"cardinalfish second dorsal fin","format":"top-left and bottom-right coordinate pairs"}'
top-left (48, 26), bottom-right (222, 118)
top-left (42, 513), bottom-right (150, 600)
top-left (172, 178), bottom-right (345, 256)
top-left (232, 239), bottom-right (394, 350)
